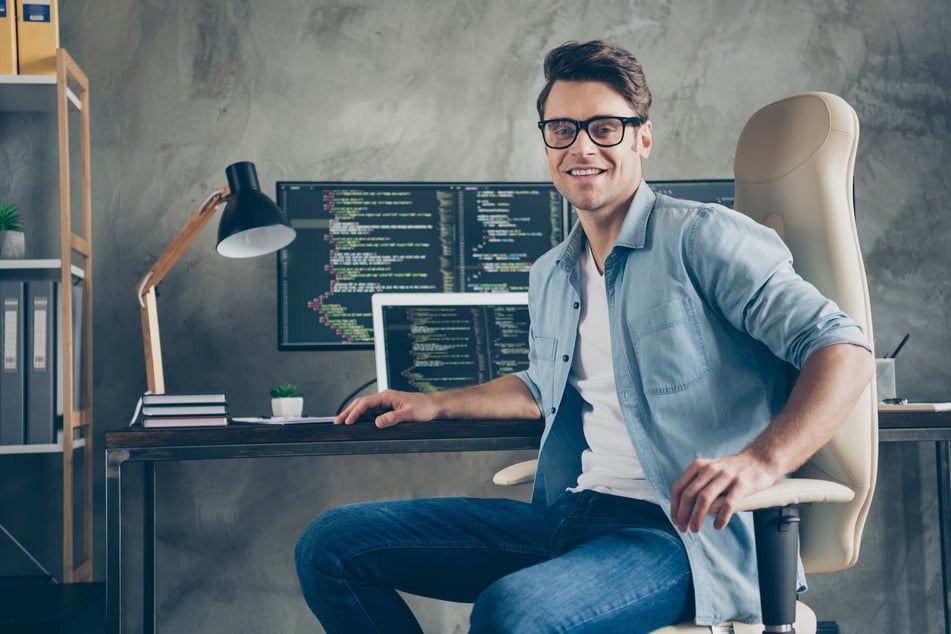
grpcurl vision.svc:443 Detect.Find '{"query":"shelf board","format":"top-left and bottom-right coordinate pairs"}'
top-left (0, 437), bottom-right (86, 455)
top-left (0, 74), bottom-right (81, 112)
top-left (0, 259), bottom-right (85, 280)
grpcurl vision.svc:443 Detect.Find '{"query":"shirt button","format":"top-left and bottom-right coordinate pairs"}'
top-left (550, 407), bottom-right (556, 415)
top-left (562, 354), bottom-right (569, 362)
top-left (573, 301), bottom-right (580, 309)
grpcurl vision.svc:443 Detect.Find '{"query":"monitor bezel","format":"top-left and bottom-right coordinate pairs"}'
top-left (371, 291), bottom-right (529, 391)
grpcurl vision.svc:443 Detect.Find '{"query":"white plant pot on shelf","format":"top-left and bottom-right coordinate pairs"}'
top-left (271, 397), bottom-right (303, 417)
top-left (0, 231), bottom-right (25, 259)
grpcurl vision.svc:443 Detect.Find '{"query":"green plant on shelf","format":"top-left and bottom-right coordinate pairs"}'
top-left (0, 203), bottom-right (23, 232)
top-left (270, 383), bottom-right (302, 398)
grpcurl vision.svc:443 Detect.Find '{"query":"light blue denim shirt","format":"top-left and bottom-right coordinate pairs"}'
top-left (513, 182), bottom-right (870, 626)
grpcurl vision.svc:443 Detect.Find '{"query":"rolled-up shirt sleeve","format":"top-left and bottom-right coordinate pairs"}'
top-left (685, 206), bottom-right (870, 369)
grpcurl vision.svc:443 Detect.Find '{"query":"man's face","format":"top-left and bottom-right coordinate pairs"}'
top-left (542, 80), bottom-right (652, 218)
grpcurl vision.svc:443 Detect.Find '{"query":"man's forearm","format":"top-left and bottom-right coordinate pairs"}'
top-left (671, 342), bottom-right (874, 531)
top-left (429, 374), bottom-right (542, 420)
top-left (745, 342), bottom-right (874, 478)
top-left (335, 373), bottom-right (542, 427)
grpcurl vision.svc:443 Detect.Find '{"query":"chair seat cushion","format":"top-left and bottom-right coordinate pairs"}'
top-left (648, 600), bottom-right (816, 634)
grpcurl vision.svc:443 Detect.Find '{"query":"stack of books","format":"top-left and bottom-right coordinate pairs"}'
top-left (139, 392), bottom-right (229, 428)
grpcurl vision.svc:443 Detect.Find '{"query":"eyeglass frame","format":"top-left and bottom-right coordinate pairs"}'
top-left (537, 115), bottom-right (647, 149)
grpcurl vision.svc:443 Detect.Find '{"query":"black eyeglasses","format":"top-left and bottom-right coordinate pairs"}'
top-left (537, 116), bottom-right (646, 149)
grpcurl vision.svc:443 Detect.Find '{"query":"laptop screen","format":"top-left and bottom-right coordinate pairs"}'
top-left (372, 293), bottom-right (530, 392)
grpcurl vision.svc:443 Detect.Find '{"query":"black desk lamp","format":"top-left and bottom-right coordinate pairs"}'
top-left (135, 161), bottom-right (295, 393)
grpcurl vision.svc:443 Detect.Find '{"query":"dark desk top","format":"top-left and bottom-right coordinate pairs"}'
top-left (878, 407), bottom-right (951, 430)
top-left (104, 407), bottom-right (951, 463)
top-left (877, 407), bottom-right (951, 442)
top-left (105, 418), bottom-right (546, 464)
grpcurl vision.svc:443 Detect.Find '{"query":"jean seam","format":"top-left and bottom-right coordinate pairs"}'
top-left (325, 542), bottom-right (552, 582)
top-left (304, 535), bottom-right (386, 634)
top-left (342, 541), bottom-right (549, 564)
top-left (342, 579), bottom-right (384, 634)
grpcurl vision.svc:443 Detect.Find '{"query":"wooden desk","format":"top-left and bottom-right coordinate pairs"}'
top-left (878, 407), bottom-right (951, 634)
top-left (105, 409), bottom-right (951, 634)
top-left (104, 419), bottom-right (545, 634)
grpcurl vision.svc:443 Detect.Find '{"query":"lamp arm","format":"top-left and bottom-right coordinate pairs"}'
top-left (136, 185), bottom-right (230, 393)
top-left (135, 186), bottom-right (230, 306)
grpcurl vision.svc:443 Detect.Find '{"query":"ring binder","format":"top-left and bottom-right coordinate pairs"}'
top-left (25, 280), bottom-right (56, 444)
top-left (0, 281), bottom-right (25, 444)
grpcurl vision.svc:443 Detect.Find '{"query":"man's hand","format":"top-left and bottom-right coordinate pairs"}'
top-left (334, 389), bottom-right (439, 428)
top-left (335, 375), bottom-right (541, 429)
top-left (670, 343), bottom-right (873, 533)
top-left (669, 452), bottom-right (778, 532)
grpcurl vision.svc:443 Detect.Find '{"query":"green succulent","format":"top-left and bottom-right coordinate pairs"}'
top-left (0, 204), bottom-right (23, 232)
top-left (270, 383), bottom-right (302, 398)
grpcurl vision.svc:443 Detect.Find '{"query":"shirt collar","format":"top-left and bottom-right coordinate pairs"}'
top-left (556, 181), bottom-right (656, 272)
top-left (614, 180), bottom-right (655, 250)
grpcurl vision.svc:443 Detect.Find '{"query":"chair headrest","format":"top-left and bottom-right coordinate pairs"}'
top-left (735, 91), bottom-right (858, 184)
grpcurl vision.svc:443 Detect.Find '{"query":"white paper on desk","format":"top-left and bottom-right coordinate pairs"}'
top-left (878, 402), bottom-right (951, 412)
top-left (231, 416), bottom-right (337, 425)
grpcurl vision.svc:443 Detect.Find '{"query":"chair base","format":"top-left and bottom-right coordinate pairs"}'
top-left (648, 600), bottom-right (816, 634)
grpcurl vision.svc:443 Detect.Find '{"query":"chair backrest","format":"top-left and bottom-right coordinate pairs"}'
top-left (733, 92), bottom-right (877, 572)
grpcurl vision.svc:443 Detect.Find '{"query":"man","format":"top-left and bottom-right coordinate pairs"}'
top-left (295, 40), bottom-right (873, 633)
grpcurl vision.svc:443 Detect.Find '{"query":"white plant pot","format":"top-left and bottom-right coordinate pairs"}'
top-left (271, 397), bottom-right (303, 417)
top-left (0, 231), bottom-right (25, 259)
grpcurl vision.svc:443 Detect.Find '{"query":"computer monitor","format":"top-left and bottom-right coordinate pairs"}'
top-left (277, 182), bottom-right (565, 349)
top-left (648, 179), bottom-right (734, 208)
top-left (372, 292), bottom-right (530, 393)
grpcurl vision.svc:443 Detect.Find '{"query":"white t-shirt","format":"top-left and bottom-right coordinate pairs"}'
top-left (567, 244), bottom-right (657, 502)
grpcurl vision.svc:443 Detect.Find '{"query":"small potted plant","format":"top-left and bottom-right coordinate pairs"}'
top-left (0, 203), bottom-right (25, 259)
top-left (270, 383), bottom-right (303, 417)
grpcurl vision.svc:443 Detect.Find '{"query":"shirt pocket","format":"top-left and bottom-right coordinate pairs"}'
top-left (629, 297), bottom-right (710, 394)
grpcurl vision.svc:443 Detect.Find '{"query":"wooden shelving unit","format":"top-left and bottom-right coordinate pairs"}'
top-left (0, 49), bottom-right (94, 583)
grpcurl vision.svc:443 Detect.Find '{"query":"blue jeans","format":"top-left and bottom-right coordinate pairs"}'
top-left (295, 491), bottom-right (693, 633)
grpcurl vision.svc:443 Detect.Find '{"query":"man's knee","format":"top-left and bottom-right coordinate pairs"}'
top-left (295, 504), bottom-right (364, 577)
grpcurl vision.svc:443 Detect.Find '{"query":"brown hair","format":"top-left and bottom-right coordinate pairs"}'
top-left (536, 40), bottom-right (652, 121)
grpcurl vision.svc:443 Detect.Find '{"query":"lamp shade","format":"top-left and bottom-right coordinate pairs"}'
top-left (216, 161), bottom-right (296, 258)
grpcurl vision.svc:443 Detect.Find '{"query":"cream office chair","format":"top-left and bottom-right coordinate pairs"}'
top-left (495, 92), bottom-right (877, 634)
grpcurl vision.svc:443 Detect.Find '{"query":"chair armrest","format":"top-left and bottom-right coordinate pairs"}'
top-left (710, 478), bottom-right (855, 514)
top-left (494, 465), bottom-right (855, 514)
top-left (492, 459), bottom-right (538, 486)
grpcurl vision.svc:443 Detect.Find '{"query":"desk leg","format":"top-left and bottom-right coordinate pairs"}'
top-left (145, 462), bottom-right (155, 634)
top-left (106, 450), bottom-right (123, 634)
top-left (937, 441), bottom-right (951, 634)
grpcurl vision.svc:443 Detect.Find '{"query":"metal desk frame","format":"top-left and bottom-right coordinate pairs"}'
top-left (878, 408), bottom-right (951, 634)
top-left (105, 419), bottom-right (544, 634)
top-left (106, 410), bottom-right (951, 633)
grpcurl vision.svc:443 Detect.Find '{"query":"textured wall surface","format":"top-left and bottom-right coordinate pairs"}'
top-left (1, 0), bottom-right (949, 632)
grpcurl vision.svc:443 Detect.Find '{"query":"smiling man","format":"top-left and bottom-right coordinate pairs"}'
top-left (295, 41), bottom-right (874, 633)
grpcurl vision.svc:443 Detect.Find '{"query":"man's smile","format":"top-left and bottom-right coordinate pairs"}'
top-left (567, 167), bottom-right (608, 177)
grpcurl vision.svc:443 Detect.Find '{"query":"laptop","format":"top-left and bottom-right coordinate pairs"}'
top-left (372, 292), bottom-right (531, 393)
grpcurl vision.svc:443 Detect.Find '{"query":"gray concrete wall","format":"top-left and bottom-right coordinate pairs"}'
top-left (1, 0), bottom-right (949, 631)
